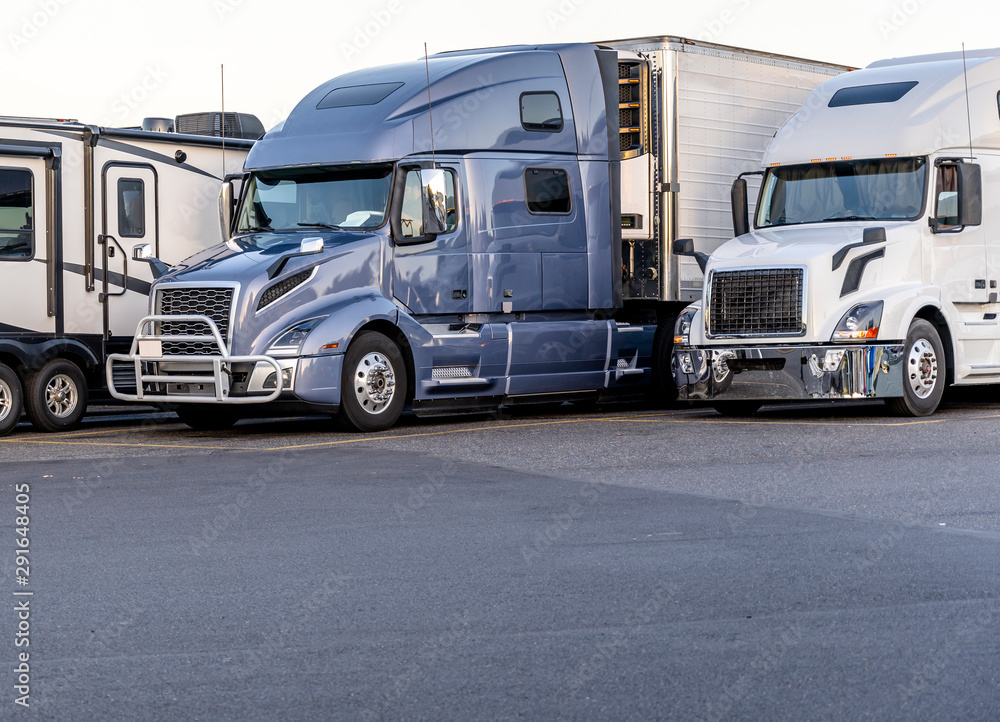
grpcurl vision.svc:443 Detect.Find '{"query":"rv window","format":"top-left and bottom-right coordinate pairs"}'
top-left (117, 178), bottom-right (145, 238)
top-left (400, 169), bottom-right (457, 238)
top-left (0, 168), bottom-right (33, 260)
top-left (520, 93), bottom-right (563, 132)
top-left (828, 81), bottom-right (918, 108)
top-left (524, 168), bottom-right (571, 214)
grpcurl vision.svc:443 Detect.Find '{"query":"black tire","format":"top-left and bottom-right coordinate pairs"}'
top-left (24, 359), bottom-right (88, 433)
top-left (339, 331), bottom-right (407, 432)
top-left (0, 363), bottom-right (24, 437)
top-left (175, 405), bottom-right (242, 431)
top-left (712, 401), bottom-right (761, 417)
top-left (886, 319), bottom-right (945, 417)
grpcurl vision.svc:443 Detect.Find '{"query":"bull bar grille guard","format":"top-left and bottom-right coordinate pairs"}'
top-left (106, 314), bottom-right (283, 404)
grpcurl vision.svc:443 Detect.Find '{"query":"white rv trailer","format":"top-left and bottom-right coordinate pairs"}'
top-left (673, 48), bottom-right (1000, 416)
top-left (0, 114), bottom-right (257, 435)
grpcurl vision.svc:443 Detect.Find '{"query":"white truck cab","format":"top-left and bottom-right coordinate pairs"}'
top-left (673, 48), bottom-right (1000, 416)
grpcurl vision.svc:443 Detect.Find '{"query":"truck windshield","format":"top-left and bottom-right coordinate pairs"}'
top-left (236, 163), bottom-right (393, 237)
top-left (756, 157), bottom-right (927, 227)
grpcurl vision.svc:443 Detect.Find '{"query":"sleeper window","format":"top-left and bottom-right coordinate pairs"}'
top-left (0, 168), bottom-right (34, 260)
top-left (524, 168), bottom-right (571, 214)
top-left (520, 92), bottom-right (563, 132)
top-left (118, 178), bottom-right (145, 237)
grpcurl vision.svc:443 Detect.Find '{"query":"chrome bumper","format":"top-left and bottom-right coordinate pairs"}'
top-left (673, 343), bottom-right (906, 401)
top-left (106, 315), bottom-right (284, 405)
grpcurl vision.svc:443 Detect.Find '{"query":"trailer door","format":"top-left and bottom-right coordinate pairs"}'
top-left (0, 155), bottom-right (53, 335)
top-left (100, 164), bottom-right (157, 339)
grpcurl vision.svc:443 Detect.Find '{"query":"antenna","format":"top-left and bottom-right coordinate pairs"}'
top-left (424, 43), bottom-right (436, 167)
top-left (961, 44), bottom-right (974, 159)
top-left (220, 63), bottom-right (227, 175)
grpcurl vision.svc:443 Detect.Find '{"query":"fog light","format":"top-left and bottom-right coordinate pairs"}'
top-left (823, 349), bottom-right (845, 371)
top-left (679, 352), bottom-right (694, 375)
top-left (263, 372), bottom-right (277, 390)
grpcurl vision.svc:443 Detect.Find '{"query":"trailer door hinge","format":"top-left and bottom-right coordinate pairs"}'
top-left (656, 182), bottom-right (680, 193)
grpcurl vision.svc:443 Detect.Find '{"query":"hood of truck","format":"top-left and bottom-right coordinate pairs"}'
top-left (152, 231), bottom-right (385, 356)
top-left (709, 223), bottom-right (903, 266)
top-left (698, 221), bottom-right (912, 345)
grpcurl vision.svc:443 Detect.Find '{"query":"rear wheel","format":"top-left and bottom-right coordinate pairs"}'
top-left (25, 359), bottom-right (88, 432)
top-left (887, 319), bottom-right (945, 417)
top-left (339, 331), bottom-right (407, 432)
top-left (175, 405), bottom-right (242, 431)
top-left (0, 364), bottom-right (24, 437)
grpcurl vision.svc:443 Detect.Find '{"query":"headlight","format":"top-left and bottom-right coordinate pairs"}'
top-left (267, 316), bottom-right (327, 356)
top-left (832, 302), bottom-right (883, 341)
top-left (674, 307), bottom-right (697, 346)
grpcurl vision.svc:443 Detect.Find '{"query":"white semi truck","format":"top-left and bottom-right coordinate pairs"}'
top-left (672, 48), bottom-right (1000, 416)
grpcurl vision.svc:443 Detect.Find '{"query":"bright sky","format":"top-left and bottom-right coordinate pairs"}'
top-left (4, 0), bottom-right (996, 130)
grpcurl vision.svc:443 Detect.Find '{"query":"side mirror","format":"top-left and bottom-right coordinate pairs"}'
top-left (132, 243), bottom-right (169, 279)
top-left (957, 163), bottom-right (982, 227)
top-left (731, 178), bottom-right (749, 237)
top-left (218, 181), bottom-right (234, 241)
top-left (420, 168), bottom-right (448, 236)
top-left (672, 238), bottom-right (709, 274)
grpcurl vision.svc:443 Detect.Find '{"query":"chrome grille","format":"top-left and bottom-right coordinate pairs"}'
top-left (157, 286), bottom-right (234, 355)
top-left (709, 268), bottom-right (804, 337)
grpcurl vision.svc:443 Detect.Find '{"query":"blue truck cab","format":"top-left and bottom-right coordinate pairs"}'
top-left (106, 39), bottom-right (846, 430)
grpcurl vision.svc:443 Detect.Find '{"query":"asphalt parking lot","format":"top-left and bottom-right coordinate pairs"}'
top-left (2, 398), bottom-right (1000, 720)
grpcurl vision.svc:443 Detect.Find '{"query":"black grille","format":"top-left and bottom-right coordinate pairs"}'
top-left (618, 63), bottom-right (634, 79)
top-left (709, 269), bottom-right (804, 336)
top-left (257, 270), bottom-right (311, 311)
top-left (619, 108), bottom-right (639, 129)
top-left (620, 131), bottom-right (640, 152)
top-left (619, 84), bottom-right (635, 103)
top-left (158, 287), bottom-right (234, 355)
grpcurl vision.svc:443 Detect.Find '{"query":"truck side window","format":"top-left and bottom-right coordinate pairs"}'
top-left (520, 92), bottom-right (563, 132)
top-left (934, 164), bottom-right (960, 230)
top-left (117, 178), bottom-right (145, 237)
top-left (400, 168), bottom-right (457, 238)
top-left (0, 168), bottom-right (33, 260)
top-left (524, 168), bottom-right (571, 214)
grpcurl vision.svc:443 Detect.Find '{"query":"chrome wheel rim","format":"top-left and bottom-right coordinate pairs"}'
top-left (353, 352), bottom-right (396, 415)
top-left (907, 338), bottom-right (938, 399)
top-left (0, 378), bottom-right (11, 423)
top-left (45, 374), bottom-right (78, 418)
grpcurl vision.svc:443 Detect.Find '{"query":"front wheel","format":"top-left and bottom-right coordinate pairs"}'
top-left (0, 363), bottom-right (24, 437)
top-left (25, 359), bottom-right (88, 432)
top-left (339, 331), bottom-right (407, 432)
top-left (886, 319), bottom-right (945, 417)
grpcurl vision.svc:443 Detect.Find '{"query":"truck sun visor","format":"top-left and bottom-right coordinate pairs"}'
top-left (317, 82), bottom-right (405, 109)
top-left (828, 81), bottom-right (918, 108)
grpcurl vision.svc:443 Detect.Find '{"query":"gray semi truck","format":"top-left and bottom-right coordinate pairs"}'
top-left (107, 37), bottom-right (847, 431)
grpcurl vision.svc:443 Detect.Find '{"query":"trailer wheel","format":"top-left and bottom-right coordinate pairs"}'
top-left (339, 331), bottom-right (407, 432)
top-left (25, 359), bottom-right (88, 433)
top-left (175, 405), bottom-right (241, 431)
top-left (0, 364), bottom-right (24, 437)
top-left (887, 319), bottom-right (945, 417)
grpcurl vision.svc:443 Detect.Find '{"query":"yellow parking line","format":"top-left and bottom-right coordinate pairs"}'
top-left (5, 439), bottom-right (246, 451)
top-left (267, 413), bottom-right (672, 451)
top-left (629, 417), bottom-right (948, 427)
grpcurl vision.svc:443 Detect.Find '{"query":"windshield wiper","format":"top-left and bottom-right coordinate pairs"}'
top-left (242, 224), bottom-right (274, 233)
top-left (822, 215), bottom-right (879, 222)
top-left (297, 221), bottom-right (342, 230)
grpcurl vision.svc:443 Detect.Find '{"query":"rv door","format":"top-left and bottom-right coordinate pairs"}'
top-left (0, 154), bottom-right (52, 335)
top-left (100, 164), bottom-right (157, 338)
